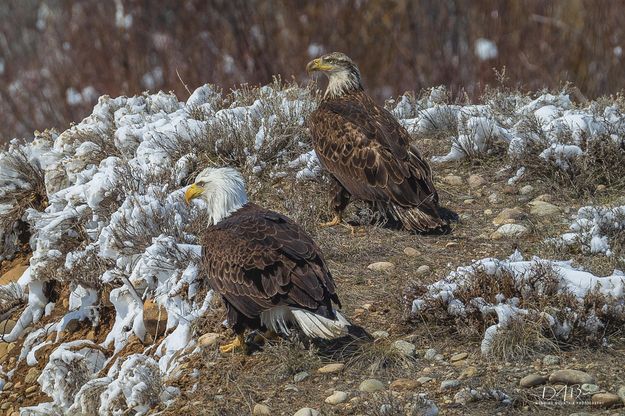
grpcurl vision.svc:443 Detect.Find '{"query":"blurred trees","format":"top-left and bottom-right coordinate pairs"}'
top-left (1, 0), bottom-right (624, 140)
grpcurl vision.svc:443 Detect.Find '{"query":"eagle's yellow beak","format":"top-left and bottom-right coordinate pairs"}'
top-left (306, 58), bottom-right (333, 73)
top-left (184, 183), bottom-right (203, 205)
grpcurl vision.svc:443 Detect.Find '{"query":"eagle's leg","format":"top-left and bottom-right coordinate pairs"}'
top-left (219, 333), bottom-right (246, 353)
top-left (252, 329), bottom-right (280, 344)
top-left (320, 179), bottom-right (350, 228)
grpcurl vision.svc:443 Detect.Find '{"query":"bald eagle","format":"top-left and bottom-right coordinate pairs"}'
top-left (185, 167), bottom-right (361, 353)
top-left (306, 52), bottom-right (455, 233)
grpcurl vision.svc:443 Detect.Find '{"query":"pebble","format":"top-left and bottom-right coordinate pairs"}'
top-left (459, 366), bottom-right (478, 379)
top-left (450, 352), bottom-right (468, 362)
top-left (294, 371), bottom-right (309, 382)
top-left (596, 184), bottom-right (607, 192)
top-left (25, 385), bottom-right (37, 394)
top-left (488, 193), bottom-right (500, 204)
top-left (440, 379), bottom-right (461, 391)
top-left (359, 379), bottom-right (385, 393)
top-left (533, 194), bottom-right (554, 202)
top-left (618, 385), bottom-right (625, 404)
top-left (483, 209), bottom-right (493, 215)
top-left (198, 333), bottom-right (221, 347)
top-left (519, 185), bottom-right (534, 195)
top-left (253, 404), bottom-right (271, 415)
top-left (454, 389), bottom-right (475, 405)
top-left (325, 391), bottom-right (348, 405)
top-left (424, 348), bottom-right (438, 360)
top-left (389, 378), bottom-right (419, 391)
top-left (442, 175), bottom-right (463, 186)
top-left (591, 393), bottom-right (622, 407)
top-left (379, 404), bottom-right (392, 415)
top-left (416, 265), bottom-right (431, 275)
top-left (293, 408), bottom-right (320, 416)
top-left (542, 355), bottom-right (560, 366)
top-left (392, 340), bottom-right (416, 357)
top-left (549, 369), bottom-right (596, 385)
top-left (0, 403), bottom-right (9, 410)
top-left (317, 363), bottom-right (344, 374)
top-left (580, 383), bottom-right (600, 393)
top-left (492, 207), bottom-right (525, 225)
top-left (491, 224), bottom-right (528, 239)
top-left (2, 382), bottom-right (12, 391)
top-left (529, 200), bottom-right (561, 217)
top-left (404, 247), bottom-right (420, 257)
top-left (519, 374), bottom-right (548, 387)
top-left (468, 174), bottom-right (486, 188)
top-left (463, 199), bottom-right (475, 205)
top-left (417, 376), bottom-right (433, 384)
top-left (25, 368), bottom-right (39, 384)
top-left (372, 331), bottom-right (389, 339)
top-left (367, 262), bottom-right (395, 272)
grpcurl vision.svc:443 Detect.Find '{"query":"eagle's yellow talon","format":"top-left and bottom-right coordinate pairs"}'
top-left (319, 215), bottom-right (342, 228)
top-left (219, 334), bottom-right (245, 353)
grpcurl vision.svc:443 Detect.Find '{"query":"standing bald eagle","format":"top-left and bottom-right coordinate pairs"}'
top-left (306, 52), bottom-right (455, 233)
top-left (185, 167), bottom-right (361, 353)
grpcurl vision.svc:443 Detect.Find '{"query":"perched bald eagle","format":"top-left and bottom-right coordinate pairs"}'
top-left (306, 52), bottom-right (455, 233)
top-left (185, 167), bottom-right (362, 353)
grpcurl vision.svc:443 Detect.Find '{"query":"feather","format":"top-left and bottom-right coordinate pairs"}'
top-left (260, 306), bottom-right (349, 340)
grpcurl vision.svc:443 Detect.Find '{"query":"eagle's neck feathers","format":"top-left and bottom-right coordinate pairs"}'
top-left (198, 169), bottom-right (248, 225)
top-left (324, 66), bottom-right (363, 99)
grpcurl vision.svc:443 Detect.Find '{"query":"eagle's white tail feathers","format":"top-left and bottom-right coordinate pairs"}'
top-left (260, 306), bottom-right (349, 340)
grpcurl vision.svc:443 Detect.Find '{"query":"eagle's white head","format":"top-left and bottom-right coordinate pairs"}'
top-left (306, 52), bottom-right (363, 99)
top-left (184, 167), bottom-right (248, 225)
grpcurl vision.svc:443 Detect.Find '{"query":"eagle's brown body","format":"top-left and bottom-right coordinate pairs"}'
top-left (308, 88), bottom-right (449, 232)
top-left (200, 202), bottom-right (341, 334)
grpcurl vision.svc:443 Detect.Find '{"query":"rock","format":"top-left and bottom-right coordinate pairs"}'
top-left (519, 185), bottom-right (534, 195)
top-left (488, 193), bottom-right (500, 204)
top-left (25, 385), bottom-right (38, 394)
top-left (468, 174), bottom-right (486, 188)
top-left (25, 368), bottom-right (39, 384)
top-left (0, 263), bottom-right (28, 286)
top-left (549, 369), bottom-right (596, 385)
top-left (293, 371), bottom-right (309, 382)
top-left (0, 320), bottom-right (16, 335)
top-left (379, 404), bottom-right (392, 415)
top-left (417, 376), bottom-right (433, 384)
top-left (392, 340), bottom-right (416, 357)
top-left (581, 384), bottom-right (600, 394)
top-left (596, 184), bottom-right (607, 192)
top-left (483, 209), bottom-right (493, 215)
top-left (416, 265), bottom-right (431, 275)
top-left (359, 379), bottom-right (385, 393)
top-left (325, 391), bottom-right (348, 405)
top-left (492, 224), bottom-right (528, 239)
top-left (542, 355), bottom-right (560, 366)
top-left (529, 200), bottom-right (561, 217)
top-left (318, 363), bottom-right (344, 374)
top-left (533, 194), bottom-right (554, 202)
top-left (143, 299), bottom-right (168, 337)
top-left (591, 393), bottom-right (622, 407)
top-left (424, 348), bottom-right (438, 360)
top-left (0, 403), bottom-right (10, 410)
top-left (519, 374), bottom-right (548, 388)
top-left (2, 382), bottom-right (13, 391)
top-left (450, 352), bottom-right (468, 362)
top-left (492, 207), bottom-right (525, 225)
top-left (618, 386), bottom-right (625, 404)
top-left (367, 262), bottom-right (395, 272)
top-left (442, 175), bottom-right (463, 186)
top-left (440, 379), bottom-right (460, 391)
top-left (253, 404), bottom-right (271, 415)
top-left (404, 247), bottom-right (420, 257)
top-left (372, 331), bottom-right (389, 339)
top-left (293, 408), bottom-right (320, 416)
top-left (454, 389), bottom-right (475, 405)
top-left (198, 333), bottom-right (221, 347)
top-left (459, 366), bottom-right (478, 379)
top-left (390, 378), bottom-right (420, 391)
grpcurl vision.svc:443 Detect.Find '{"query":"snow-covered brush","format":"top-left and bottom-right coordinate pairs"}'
top-left (0, 140), bottom-right (49, 260)
top-left (0, 282), bottom-right (27, 319)
top-left (406, 252), bottom-right (625, 358)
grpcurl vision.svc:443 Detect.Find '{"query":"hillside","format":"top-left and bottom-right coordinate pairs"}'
top-left (0, 82), bottom-right (624, 415)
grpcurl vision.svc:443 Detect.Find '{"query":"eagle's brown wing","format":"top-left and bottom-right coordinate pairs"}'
top-left (200, 204), bottom-right (340, 323)
top-left (308, 91), bottom-right (440, 218)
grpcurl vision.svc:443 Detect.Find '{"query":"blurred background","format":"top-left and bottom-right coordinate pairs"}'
top-left (1, 0), bottom-right (624, 141)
